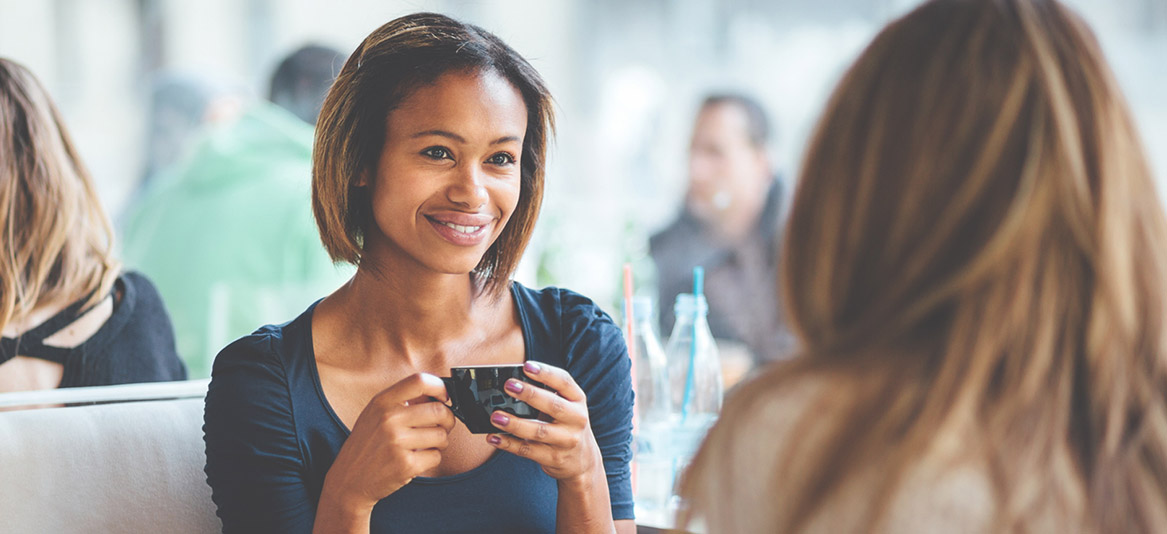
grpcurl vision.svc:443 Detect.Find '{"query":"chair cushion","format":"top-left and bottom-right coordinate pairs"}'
top-left (0, 397), bottom-right (220, 533)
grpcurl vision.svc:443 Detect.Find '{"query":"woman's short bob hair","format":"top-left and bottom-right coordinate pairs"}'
top-left (312, 12), bottom-right (554, 295)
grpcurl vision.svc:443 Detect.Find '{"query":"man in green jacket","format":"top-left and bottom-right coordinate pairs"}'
top-left (121, 46), bottom-right (351, 378)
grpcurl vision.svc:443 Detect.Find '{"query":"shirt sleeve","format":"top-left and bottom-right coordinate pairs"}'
top-left (557, 289), bottom-right (635, 520)
top-left (203, 334), bottom-right (316, 533)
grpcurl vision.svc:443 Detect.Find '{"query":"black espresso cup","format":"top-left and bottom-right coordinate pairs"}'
top-left (440, 364), bottom-right (547, 434)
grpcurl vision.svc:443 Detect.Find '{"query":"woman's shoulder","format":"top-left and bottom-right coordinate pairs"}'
top-left (208, 303), bottom-right (317, 385)
top-left (203, 305), bottom-right (315, 480)
top-left (687, 364), bottom-right (995, 533)
top-left (117, 270), bottom-right (176, 329)
top-left (116, 270), bottom-right (174, 331)
top-left (510, 282), bottom-right (603, 313)
top-left (706, 363), bottom-right (833, 461)
top-left (85, 270), bottom-right (186, 381)
top-left (681, 364), bottom-right (831, 531)
top-left (510, 282), bottom-right (618, 334)
top-left (118, 269), bottom-right (157, 293)
top-left (510, 282), bottom-right (623, 363)
top-left (510, 282), bottom-right (628, 399)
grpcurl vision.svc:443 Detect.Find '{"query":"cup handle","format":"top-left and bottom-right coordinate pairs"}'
top-left (439, 377), bottom-right (467, 426)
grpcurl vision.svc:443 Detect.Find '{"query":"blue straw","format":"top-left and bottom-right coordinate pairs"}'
top-left (681, 267), bottom-right (703, 421)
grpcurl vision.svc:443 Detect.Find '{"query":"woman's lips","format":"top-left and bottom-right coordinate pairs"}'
top-left (425, 214), bottom-right (493, 246)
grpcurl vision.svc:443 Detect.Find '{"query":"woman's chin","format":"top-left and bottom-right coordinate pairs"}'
top-left (426, 256), bottom-right (490, 277)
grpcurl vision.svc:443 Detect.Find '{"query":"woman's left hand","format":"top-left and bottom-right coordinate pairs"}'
top-left (487, 361), bottom-right (602, 482)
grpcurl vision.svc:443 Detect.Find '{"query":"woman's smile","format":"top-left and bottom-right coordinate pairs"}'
top-left (424, 212), bottom-right (495, 246)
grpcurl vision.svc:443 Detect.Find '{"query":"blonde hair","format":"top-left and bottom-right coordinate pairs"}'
top-left (681, 0), bottom-right (1167, 532)
top-left (312, 13), bottom-right (554, 296)
top-left (0, 58), bottom-right (119, 333)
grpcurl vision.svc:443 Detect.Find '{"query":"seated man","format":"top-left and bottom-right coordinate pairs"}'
top-left (651, 94), bottom-right (794, 369)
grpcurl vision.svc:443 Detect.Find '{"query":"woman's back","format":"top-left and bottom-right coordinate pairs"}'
top-left (680, 0), bottom-right (1167, 531)
top-left (0, 58), bottom-right (185, 392)
top-left (685, 367), bottom-right (1090, 533)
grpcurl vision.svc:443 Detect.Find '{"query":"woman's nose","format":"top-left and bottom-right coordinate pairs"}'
top-left (446, 164), bottom-right (489, 209)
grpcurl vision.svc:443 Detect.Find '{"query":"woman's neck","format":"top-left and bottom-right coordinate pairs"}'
top-left (326, 261), bottom-right (500, 369)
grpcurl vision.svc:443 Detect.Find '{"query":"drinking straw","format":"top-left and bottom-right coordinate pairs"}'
top-left (681, 266), bottom-right (703, 421)
top-left (623, 264), bottom-right (638, 428)
top-left (623, 264), bottom-right (639, 493)
top-left (623, 264), bottom-right (637, 365)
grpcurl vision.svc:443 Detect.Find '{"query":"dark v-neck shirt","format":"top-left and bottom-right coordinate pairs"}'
top-left (203, 283), bottom-right (634, 533)
top-left (0, 271), bottom-right (186, 387)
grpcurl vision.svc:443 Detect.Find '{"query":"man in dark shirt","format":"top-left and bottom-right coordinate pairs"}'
top-left (650, 94), bottom-right (794, 369)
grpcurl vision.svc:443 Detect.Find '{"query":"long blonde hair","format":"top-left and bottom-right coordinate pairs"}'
top-left (0, 58), bottom-right (119, 333)
top-left (681, 0), bottom-right (1167, 531)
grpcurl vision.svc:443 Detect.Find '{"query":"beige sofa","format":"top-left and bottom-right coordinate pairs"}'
top-left (0, 381), bottom-right (221, 534)
top-left (0, 381), bottom-right (670, 534)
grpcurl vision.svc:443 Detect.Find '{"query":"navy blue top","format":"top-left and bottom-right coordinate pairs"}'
top-left (203, 283), bottom-right (634, 533)
top-left (0, 271), bottom-right (186, 387)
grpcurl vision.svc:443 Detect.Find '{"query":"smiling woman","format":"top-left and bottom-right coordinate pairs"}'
top-left (360, 69), bottom-right (527, 276)
top-left (202, 12), bottom-right (636, 534)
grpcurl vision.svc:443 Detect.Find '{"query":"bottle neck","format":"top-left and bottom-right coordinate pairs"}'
top-left (671, 312), bottom-right (709, 328)
top-left (634, 316), bottom-right (657, 335)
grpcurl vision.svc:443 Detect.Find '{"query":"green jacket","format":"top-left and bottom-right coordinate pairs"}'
top-left (121, 102), bottom-right (352, 378)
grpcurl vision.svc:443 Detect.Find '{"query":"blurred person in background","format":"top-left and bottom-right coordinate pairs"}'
top-left (137, 73), bottom-right (240, 198)
top-left (120, 44), bottom-right (350, 378)
top-left (650, 93), bottom-right (794, 371)
top-left (0, 58), bottom-right (185, 394)
top-left (680, 0), bottom-right (1167, 532)
top-left (269, 44), bottom-right (343, 126)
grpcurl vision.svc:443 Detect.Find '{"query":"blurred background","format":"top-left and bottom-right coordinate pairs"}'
top-left (2, 0), bottom-right (1164, 376)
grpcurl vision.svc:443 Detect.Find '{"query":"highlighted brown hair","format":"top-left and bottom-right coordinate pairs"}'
top-left (312, 13), bottom-right (554, 295)
top-left (0, 58), bottom-right (119, 333)
top-left (682, 0), bottom-right (1167, 531)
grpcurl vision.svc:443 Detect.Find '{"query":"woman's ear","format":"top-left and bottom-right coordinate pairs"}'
top-left (356, 169), bottom-right (369, 188)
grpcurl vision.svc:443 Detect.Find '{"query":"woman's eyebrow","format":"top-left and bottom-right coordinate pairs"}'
top-left (410, 130), bottom-right (520, 146)
top-left (491, 135), bottom-right (521, 145)
top-left (411, 129), bottom-right (466, 143)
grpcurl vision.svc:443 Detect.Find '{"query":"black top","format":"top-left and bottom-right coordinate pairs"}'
top-left (0, 271), bottom-right (187, 387)
top-left (204, 283), bottom-right (634, 533)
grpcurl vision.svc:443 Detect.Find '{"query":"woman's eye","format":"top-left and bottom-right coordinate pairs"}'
top-left (422, 147), bottom-right (451, 160)
top-left (487, 152), bottom-right (516, 166)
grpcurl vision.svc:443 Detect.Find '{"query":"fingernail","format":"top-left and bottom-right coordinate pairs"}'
top-left (491, 412), bottom-right (510, 426)
top-left (505, 379), bottom-right (524, 394)
top-left (524, 361), bottom-right (541, 374)
top-left (487, 435), bottom-right (502, 445)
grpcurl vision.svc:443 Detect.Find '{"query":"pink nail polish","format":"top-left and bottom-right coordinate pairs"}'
top-left (491, 412), bottom-right (510, 426)
top-left (487, 435), bottom-right (502, 445)
top-left (505, 379), bottom-right (524, 393)
top-left (524, 361), bottom-right (541, 374)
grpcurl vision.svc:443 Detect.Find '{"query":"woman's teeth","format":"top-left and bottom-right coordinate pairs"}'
top-left (440, 221), bottom-right (483, 233)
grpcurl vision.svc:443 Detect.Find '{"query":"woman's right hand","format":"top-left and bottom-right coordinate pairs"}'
top-left (317, 373), bottom-right (455, 520)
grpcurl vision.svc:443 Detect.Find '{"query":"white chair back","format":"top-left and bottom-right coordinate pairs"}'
top-left (0, 380), bottom-right (220, 534)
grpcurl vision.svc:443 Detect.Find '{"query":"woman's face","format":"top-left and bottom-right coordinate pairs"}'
top-left (361, 68), bottom-right (527, 276)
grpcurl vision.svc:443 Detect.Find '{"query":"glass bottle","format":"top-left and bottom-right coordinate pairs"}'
top-left (628, 296), bottom-right (673, 526)
top-left (664, 292), bottom-right (723, 423)
top-left (629, 295), bottom-right (670, 424)
top-left (661, 291), bottom-right (723, 526)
